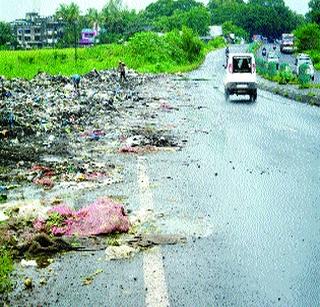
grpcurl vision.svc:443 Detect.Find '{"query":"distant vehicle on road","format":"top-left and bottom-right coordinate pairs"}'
top-left (262, 47), bottom-right (267, 57)
top-left (267, 51), bottom-right (280, 69)
top-left (280, 33), bottom-right (295, 54)
top-left (295, 54), bottom-right (315, 81)
top-left (224, 53), bottom-right (257, 102)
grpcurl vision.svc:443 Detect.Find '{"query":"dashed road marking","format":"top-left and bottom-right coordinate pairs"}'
top-left (138, 157), bottom-right (170, 307)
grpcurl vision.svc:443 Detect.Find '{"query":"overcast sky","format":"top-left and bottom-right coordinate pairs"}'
top-left (0, 0), bottom-right (309, 22)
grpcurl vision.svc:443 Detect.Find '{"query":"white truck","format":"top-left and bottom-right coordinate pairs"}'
top-left (280, 33), bottom-right (294, 54)
top-left (267, 51), bottom-right (280, 70)
top-left (224, 53), bottom-right (258, 102)
top-left (295, 54), bottom-right (315, 81)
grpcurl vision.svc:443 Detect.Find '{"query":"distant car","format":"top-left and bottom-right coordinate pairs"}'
top-left (224, 53), bottom-right (257, 102)
top-left (267, 51), bottom-right (280, 69)
top-left (280, 33), bottom-right (295, 54)
top-left (295, 54), bottom-right (315, 81)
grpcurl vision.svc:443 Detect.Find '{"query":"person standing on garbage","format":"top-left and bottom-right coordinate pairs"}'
top-left (118, 61), bottom-right (127, 82)
top-left (71, 74), bottom-right (81, 95)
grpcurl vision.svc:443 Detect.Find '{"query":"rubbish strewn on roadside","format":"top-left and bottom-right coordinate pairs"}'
top-left (82, 269), bottom-right (103, 286)
top-left (0, 68), bottom-right (186, 305)
top-left (104, 234), bottom-right (187, 261)
top-left (20, 259), bottom-right (37, 268)
top-left (34, 197), bottom-right (130, 237)
top-left (105, 245), bottom-right (138, 260)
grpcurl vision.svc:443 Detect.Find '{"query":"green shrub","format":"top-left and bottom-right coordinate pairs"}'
top-left (207, 36), bottom-right (226, 49)
top-left (298, 63), bottom-right (311, 87)
top-left (248, 42), bottom-right (260, 54)
top-left (128, 32), bottom-right (170, 65)
top-left (180, 27), bottom-right (204, 62)
top-left (164, 30), bottom-right (187, 64)
top-left (267, 62), bottom-right (277, 79)
top-left (277, 63), bottom-right (295, 84)
top-left (256, 58), bottom-right (268, 76)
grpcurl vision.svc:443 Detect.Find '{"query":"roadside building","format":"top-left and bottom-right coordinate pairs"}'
top-left (10, 12), bottom-right (64, 49)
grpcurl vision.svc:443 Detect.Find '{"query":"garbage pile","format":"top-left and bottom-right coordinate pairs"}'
top-left (0, 67), bottom-right (181, 262)
top-left (0, 196), bottom-right (130, 257)
top-left (0, 69), bottom-right (153, 164)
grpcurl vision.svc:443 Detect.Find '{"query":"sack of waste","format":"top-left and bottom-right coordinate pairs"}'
top-left (34, 197), bottom-right (130, 237)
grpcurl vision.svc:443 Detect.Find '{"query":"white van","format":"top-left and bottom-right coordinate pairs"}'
top-left (224, 53), bottom-right (257, 102)
top-left (295, 54), bottom-right (315, 81)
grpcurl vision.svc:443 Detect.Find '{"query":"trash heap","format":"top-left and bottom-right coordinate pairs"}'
top-left (0, 70), bottom-right (146, 141)
top-left (0, 68), bottom-right (181, 259)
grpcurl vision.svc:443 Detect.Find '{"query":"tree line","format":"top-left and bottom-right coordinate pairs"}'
top-left (0, 0), bottom-right (320, 49)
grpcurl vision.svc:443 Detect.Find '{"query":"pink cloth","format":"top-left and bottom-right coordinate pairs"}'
top-left (38, 198), bottom-right (130, 237)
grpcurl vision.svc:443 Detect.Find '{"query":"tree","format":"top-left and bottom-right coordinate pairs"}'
top-left (173, 0), bottom-right (203, 11)
top-left (208, 0), bottom-right (303, 39)
top-left (208, 0), bottom-right (244, 11)
top-left (144, 0), bottom-right (175, 20)
top-left (55, 3), bottom-right (80, 59)
top-left (85, 8), bottom-right (102, 28)
top-left (154, 6), bottom-right (210, 35)
top-left (184, 6), bottom-right (211, 35)
top-left (294, 23), bottom-right (320, 51)
top-left (307, 0), bottom-right (320, 24)
top-left (0, 22), bottom-right (14, 47)
top-left (99, 0), bottom-right (148, 43)
top-left (248, 0), bottom-right (285, 7)
top-left (222, 21), bottom-right (248, 40)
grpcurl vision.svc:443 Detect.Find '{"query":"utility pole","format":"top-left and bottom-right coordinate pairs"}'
top-left (74, 21), bottom-right (78, 62)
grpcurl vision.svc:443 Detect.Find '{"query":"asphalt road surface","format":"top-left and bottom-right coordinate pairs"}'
top-left (9, 48), bottom-right (320, 306)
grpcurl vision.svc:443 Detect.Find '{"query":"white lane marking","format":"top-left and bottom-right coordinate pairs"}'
top-left (138, 157), bottom-right (170, 307)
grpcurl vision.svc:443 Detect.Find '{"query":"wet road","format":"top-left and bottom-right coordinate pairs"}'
top-left (9, 48), bottom-right (320, 306)
top-left (156, 48), bottom-right (320, 306)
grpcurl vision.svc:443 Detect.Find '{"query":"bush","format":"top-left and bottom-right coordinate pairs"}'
top-left (277, 63), bottom-right (295, 84)
top-left (128, 32), bottom-right (170, 65)
top-left (268, 62), bottom-right (277, 80)
top-left (127, 28), bottom-right (204, 70)
top-left (180, 27), bottom-right (204, 62)
top-left (207, 36), bottom-right (226, 49)
top-left (298, 63), bottom-right (311, 87)
top-left (248, 42), bottom-right (260, 55)
top-left (164, 30), bottom-right (187, 64)
top-left (256, 58), bottom-right (268, 76)
top-left (308, 49), bottom-right (320, 68)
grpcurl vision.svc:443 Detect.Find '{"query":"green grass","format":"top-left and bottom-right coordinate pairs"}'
top-left (0, 31), bottom-right (225, 79)
top-left (307, 49), bottom-right (320, 70)
top-left (0, 44), bottom-right (125, 79)
top-left (0, 247), bottom-right (13, 295)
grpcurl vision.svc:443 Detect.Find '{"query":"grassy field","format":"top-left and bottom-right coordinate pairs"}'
top-left (0, 44), bottom-right (126, 79)
top-left (0, 247), bottom-right (13, 296)
top-left (0, 30), bottom-right (225, 79)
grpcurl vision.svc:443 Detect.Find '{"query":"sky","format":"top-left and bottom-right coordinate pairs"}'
top-left (0, 0), bottom-right (310, 22)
